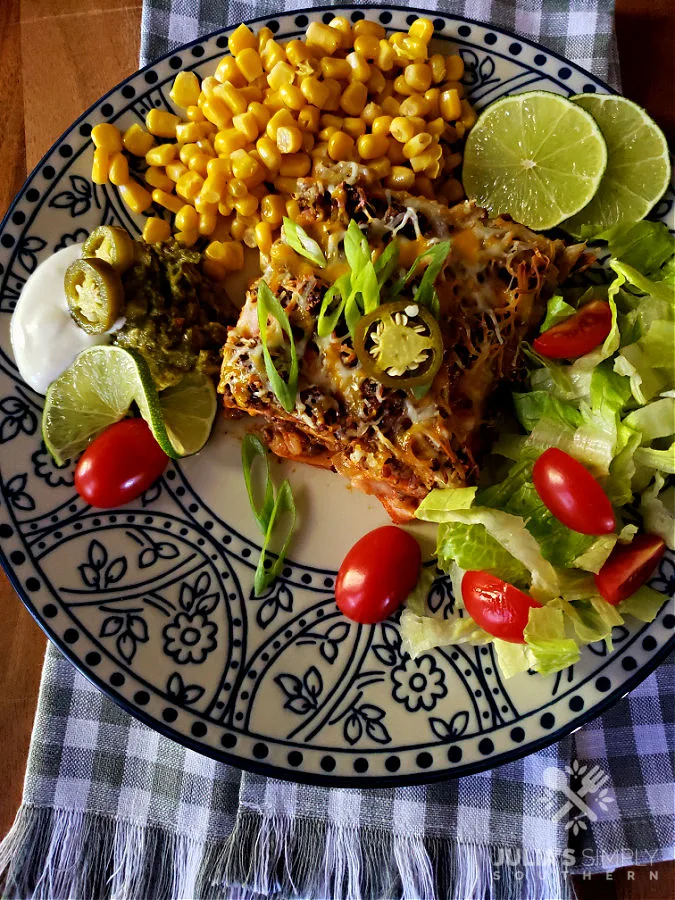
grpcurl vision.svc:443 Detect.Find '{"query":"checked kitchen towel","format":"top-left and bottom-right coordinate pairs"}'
top-left (1, 2), bottom-right (674, 899)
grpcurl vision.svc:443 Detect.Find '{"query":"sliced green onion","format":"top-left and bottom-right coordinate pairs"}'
top-left (257, 279), bottom-right (298, 413)
top-left (281, 218), bottom-right (326, 267)
top-left (374, 240), bottom-right (400, 287)
top-left (413, 241), bottom-right (451, 313)
top-left (344, 219), bottom-right (370, 271)
top-left (317, 280), bottom-right (346, 338)
top-left (254, 479), bottom-right (297, 596)
top-left (241, 434), bottom-right (274, 533)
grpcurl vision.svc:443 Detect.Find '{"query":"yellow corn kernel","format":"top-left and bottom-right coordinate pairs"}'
top-left (106, 151), bottom-right (128, 187)
top-left (198, 211), bottom-right (218, 236)
top-left (145, 144), bottom-right (176, 167)
top-left (203, 97), bottom-right (234, 130)
top-left (354, 19), bottom-right (385, 39)
top-left (202, 258), bottom-right (227, 281)
top-left (424, 88), bottom-right (441, 117)
top-left (318, 125), bottom-right (338, 142)
top-left (408, 18), bottom-right (434, 43)
top-left (122, 123), bottom-right (155, 156)
top-left (399, 94), bottom-right (432, 118)
top-left (226, 178), bottom-right (247, 199)
top-left (91, 123), bottom-right (122, 153)
top-left (445, 55), bottom-right (464, 82)
top-left (300, 76), bottom-right (329, 110)
top-left (318, 58), bottom-right (348, 82)
top-left (306, 22), bottom-right (341, 55)
top-left (152, 189), bottom-right (183, 213)
top-left (404, 63), bottom-right (432, 93)
top-left (218, 240), bottom-right (245, 270)
top-left (279, 83), bottom-right (306, 111)
top-left (408, 116), bottom-right (427, 134)
top-left (279, 152), bottom-right (311, 177)
top-left (200, 77), bottom-right (220, 101)
top-left (231, 149), bottom-right (262, 180)
top-left (328, 16), bottom-right (352, 48)
top-left (194, 193), bottom-right (217, 215)
top-left (235, 194), bottom-right (258, 217)
top-left (328, 131), bottom-right (355, 162)
top-left (426, 117), bottom-right (446, 138)
top-left (213, 56), bottom-right (241, 86)
top-left (169, 70), bottom-right (201, 108)
top-left (232, 111), bottom-right (260, 142)
top-left (311, 141), bottom-right (330, 161)
top-left (353, 34), bottom-right (380, 62)
top-left (346, 51), bottom-right (370, 83)
top-left (166, 161), bottom-right (188, 182)
top-left (91, 148), bottom-right (109, 185)
top-left (144, 165), bottom-right (172, 192)
top-left (199, 171), bottom-right (226, 205)
top-left (461, 99), bottom-right (477, 129)
top-left (217, 83), bottom-right (247, 115)
top-left (387, 140), bottom-right (407, 165)
top-left (367, 68), bottom-right (386, 97)
top-left (381, 96), bottom-right (400, 117)
top-left (263, 90), bottom-right (285, 111)
top-left (340, 82), bottom-right (368, 116)
top-left (286, 40), bottom-right (313, 68)
top-left (322, 79), bottom-right (342, 112)
top-left (386, 166), bottom-right (415, 190)
top-left (176, 170), bottom-right (205, 202)
top-left (118, 180), bottom-right (152, 214)
top-left (276, 125), bottom-right (303, 154)
top-left (267, 60), bottom-right (295, 91)
top-left (357, 133), bottom-right (389, 161)
top-left (444, 150), bottom-right (462, 171)
top-left (261, 39), bottom-right (286, 72)
top-left (229, 23), bottom-right (256, 56)
top-left (429, 53), bottom-right (446, 83)
top-left (410, 152), bottom-right (434, 173)
top-left (369, 156), bottom-right (391, 179)
top-left (254, 221), bottom-right (273, 256)
top-left (414, 174), bottom-right (435, 198)
top-left (362, 103), bottom-right (382, 126)
top-left (403, 132), bottom-right (433, 159)
top-left (256, 136), bottom-right (282, 172)
top-left (390, 117), bottom-right (416, 144)
top-left (377, 39), bottom-right (395, 72)
top-left (174, 229), bottom-right (198, 247)
top-left (298, 105), bottom-right (320, 133)
top-left (175, 204), bottom-right (199, 233)
top-left (341, 117), bottom-right (365, 139)
top-left (266, 108), bottom-right (295, 141)
top-left (247, 102), bottom-right (270, 131)
top-left (401, 36), bottom-right (428, 61)
top-left (174, 121), bottom-right (207, 144)
top-left (440, 177), bottom-right (464, 204)
top-left (260, 194), bottom-right (286, 227)
top-left (393, 74), bottom-right (415, 96)
top-left (257, 26), bottom-right (273, 52)
top-left (440, 88), bottom-right (462, 121)
top-left (371, 115), bottom-right (393, 137)
top-left (186, 105), bottom-right (205, 122)
top-left (320, 113), bottom-right (343, 129)
top-left (231, 214), bottom-right (258, 244)
top-left (143, 217), bottom-right (171, 243)
top-left (145, 109), bottom-right (181, 138)
top-left (207, 157), bottom-right (232, 177)
top-left (213, 129), bottom-right (247, 156)
top-left (455, 122), bottom-right (466, 139)
top-left (187, 152), bottom-right (211, 177)
top-left (301, 132), bottom-right (314, 154)
top-left (236, 48), bottom-right (263, 83)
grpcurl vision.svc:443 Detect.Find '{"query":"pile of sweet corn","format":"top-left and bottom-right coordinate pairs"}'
top-left (90, 16), bottom-right (476, 279)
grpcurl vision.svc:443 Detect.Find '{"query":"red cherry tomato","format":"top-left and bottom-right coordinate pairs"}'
top-left (75, 418), bottom-right (169, 508)
top-left (336, 526), bottom-right (421, 624)
top-left (533, 448), bottom-right (616, 535)
top-left (533, 300), bottom-right (612, 359)
top-left (594, 534), bottom-right (666, 606)
top-left (461, 571), bottom-right (542, 643)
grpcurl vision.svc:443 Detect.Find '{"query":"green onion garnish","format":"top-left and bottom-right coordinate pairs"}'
top-left (256, 279), bottom-right (298, 413)
top-left (282, 218), bottom-right (326, 268)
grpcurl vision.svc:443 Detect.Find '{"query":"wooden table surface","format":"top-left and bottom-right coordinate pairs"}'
top-left (0, 2), bottom-right (673, 897)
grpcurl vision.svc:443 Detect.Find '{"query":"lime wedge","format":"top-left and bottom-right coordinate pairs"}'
top-left (462, 91), bottom-right (608, 230)
top-left (562, 94), bottom-right (671, 238)
top-left (43, 345), bottom-right (216, 464)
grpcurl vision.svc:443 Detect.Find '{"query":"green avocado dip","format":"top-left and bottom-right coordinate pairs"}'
top-left (113, 241), bottom-right (237, 390)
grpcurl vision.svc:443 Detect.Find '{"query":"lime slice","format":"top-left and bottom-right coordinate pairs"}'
top-left (562, 94), bottom-right (671, 238)
top-left (462, 91), bottom-right (608, 230)
top-left (43, 345), bottom-right (216, 464)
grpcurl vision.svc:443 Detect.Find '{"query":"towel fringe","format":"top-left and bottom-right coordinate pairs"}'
top-left (1, 804), bottom-right (573, 899)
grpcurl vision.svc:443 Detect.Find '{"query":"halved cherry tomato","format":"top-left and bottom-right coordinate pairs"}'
top-left (335, 526), bottom-right (421, 624)
top-left (75, 418), bottom-right (169, 508)
top-left (594, 534), bottom-right (666, 606)
top-left (461, 571), bottom-right (542, 643)
top-left (533, 300), bottom-right (612, 359)
top-left (533, 448), bottom-right (616, 535)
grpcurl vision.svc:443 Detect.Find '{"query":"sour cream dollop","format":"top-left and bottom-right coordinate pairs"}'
top-left (10, 243), bottom-right (111, 394)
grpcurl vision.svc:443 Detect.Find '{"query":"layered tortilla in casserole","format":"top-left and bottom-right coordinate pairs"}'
top-left (218, 177), bottom-right (591, 521)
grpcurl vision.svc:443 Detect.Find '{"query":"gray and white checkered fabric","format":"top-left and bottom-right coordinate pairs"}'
top-left (2, 3), bottom-right (673, 898)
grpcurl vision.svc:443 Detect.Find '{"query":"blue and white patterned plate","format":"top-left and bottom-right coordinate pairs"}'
top-left (0, 6), bottom-right (673, 786)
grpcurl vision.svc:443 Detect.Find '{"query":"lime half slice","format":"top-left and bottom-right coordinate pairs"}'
top-left (562, 94), bottom-right (671, 238)
top-left (462, 91), bottom-right (608, 230)
top-left (43, 345), bottom-right (216, 464)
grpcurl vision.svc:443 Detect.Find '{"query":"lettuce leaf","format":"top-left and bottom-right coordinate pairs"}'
top-left (619, 585), bottom-right (668, 622)
top-left (400, 609), bottom-right (491, 659)
top-left (601, 221), bottom-right (675, 276)
top-left (415, 486), bottom-right (477, 521)
top-left (624, 398), bottom-right (675, 442)
top-left (436, 521), bottom-right (531, 588)
top-left (513, 391), bottom-right (582, 432)
top-left (640, 474), bottom-right (675, 549)
top-left (540, 294), bottom-right (576, 332)
top-left (522, 606), bottom-right (580, 675)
